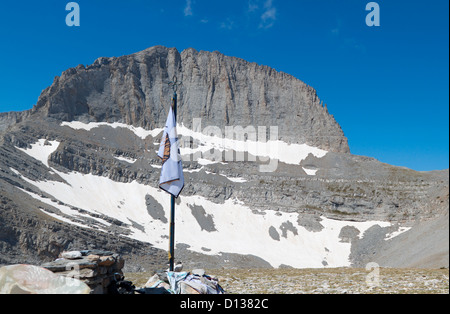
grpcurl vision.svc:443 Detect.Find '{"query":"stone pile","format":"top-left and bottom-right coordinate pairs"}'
top-left (42, 250), bottom-right (125, 294)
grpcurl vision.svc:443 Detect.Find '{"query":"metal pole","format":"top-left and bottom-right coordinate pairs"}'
top-left (169, 91), bottom-right (177, 272)
top-left (169, 194), bottom-right (175, 271)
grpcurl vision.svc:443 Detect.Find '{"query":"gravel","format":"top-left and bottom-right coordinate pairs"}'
top-left (126, 267), bottom-right (449, 294)
top-left (203, 268), bottom-right (449, 294)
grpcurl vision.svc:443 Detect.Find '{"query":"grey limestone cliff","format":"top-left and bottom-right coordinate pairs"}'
top-left (33, 46), bottom-right (349, 153)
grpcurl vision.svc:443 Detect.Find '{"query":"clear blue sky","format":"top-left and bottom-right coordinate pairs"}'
top-left (0, 0), bottom-right (448, 171)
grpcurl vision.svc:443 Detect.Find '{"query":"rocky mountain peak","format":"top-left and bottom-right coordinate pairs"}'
top-left (30, 45), bottom-right (349, 153)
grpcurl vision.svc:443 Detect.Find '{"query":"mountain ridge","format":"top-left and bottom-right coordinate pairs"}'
top-left (20, 45), bottom-right (349, 154)
top-left (0, 46), bottom-right (447, 271)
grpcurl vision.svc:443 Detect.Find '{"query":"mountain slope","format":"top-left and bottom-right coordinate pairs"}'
top-left (0, 46), bottom-right (448, 271)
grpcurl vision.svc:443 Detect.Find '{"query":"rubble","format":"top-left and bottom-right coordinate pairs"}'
top-left (42, 250), bottom-right (124, 294)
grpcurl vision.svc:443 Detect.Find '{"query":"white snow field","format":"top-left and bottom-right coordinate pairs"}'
top-left (302, 167), bottom-right (319, 176)
top-left (14, 135), bottom-right (409, 268)
top-left (16, 139), bottom-right (60, 167)
top-left (60, 121), bottom-right (328, 167)
top-left (60, 121), bottom-right (163, 140)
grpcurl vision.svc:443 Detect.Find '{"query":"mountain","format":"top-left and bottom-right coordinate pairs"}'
top-left (0, 46), bottom-right (448, 271)
top-left (26, 46), bottom-right (349, 154)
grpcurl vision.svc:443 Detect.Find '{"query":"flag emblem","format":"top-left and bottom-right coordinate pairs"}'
top-left (161, 134), bottom-right (171, 164)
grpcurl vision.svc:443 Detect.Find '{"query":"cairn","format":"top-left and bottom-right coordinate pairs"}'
top-left (42, 250), bottom-right (124, 294)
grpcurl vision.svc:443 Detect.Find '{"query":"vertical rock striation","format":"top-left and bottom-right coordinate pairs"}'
top-left (32, 45), bottom-right (349, 153)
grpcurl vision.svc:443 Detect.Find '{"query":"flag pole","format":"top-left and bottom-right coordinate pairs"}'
top-left (168, 76), bottom-right (180, 272)
top-left (169, 195), bottom-right (175, 271)
top-left (169, 92), bottom-right (177, 272)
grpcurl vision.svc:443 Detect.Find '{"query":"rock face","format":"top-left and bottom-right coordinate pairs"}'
top-left (0, 111), bottom-right (29, 132)
top-left (33, 46), bottom-right (349, 153)
top-left (0, 45), bottom-right (448, 271)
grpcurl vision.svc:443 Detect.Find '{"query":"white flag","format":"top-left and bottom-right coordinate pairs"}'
top-left (157, 106), bottom-right (184, 198)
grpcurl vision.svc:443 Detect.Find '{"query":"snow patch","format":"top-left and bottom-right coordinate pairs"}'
top-left (61, 121), bottom-right (163, 140)
top-left (13, 167), bottom-right (393, 268)
top-left (303, 167), bottom-right (318, 176)
top-left (17, 187), bottom-right (110, 230)
top-left (204, 170), bottom-right (247, 183)
top-left (197, 158), bottom-right (223, 166)
top-left (385, 227), bottom-right (412, 240)
top-left (16, 139), bottom-right (60, 167)
top-left (61, 121), bottom-right (328, 168)
top-left (225, 176), bottom-right (247, 183)
top-left (114, 156), bottom-right (137, 164)
top-left (177, 124), bottom-right (328, 166)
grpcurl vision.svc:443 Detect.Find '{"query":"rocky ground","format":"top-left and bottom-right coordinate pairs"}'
top-left (126, 267), bottom-right (449, 294)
